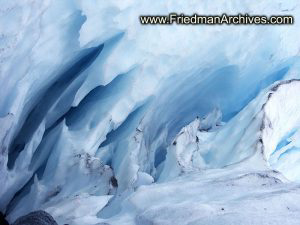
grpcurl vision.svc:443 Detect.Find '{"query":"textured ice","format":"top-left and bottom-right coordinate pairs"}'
top-left (1, 0), bottom-right (300, 224)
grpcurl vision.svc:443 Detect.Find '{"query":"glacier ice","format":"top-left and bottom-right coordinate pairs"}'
top-left (1, 0), bottom-right (300, 224)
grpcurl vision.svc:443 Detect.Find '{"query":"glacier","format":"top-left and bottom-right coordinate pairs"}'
top-left (1, 0), bottom-right (300, 224)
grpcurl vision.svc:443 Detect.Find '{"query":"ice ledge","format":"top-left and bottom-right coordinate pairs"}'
top-left (159, 79), bottom-right (300, 182)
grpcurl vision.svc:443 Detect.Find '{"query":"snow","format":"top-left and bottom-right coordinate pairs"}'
top-left (1, 0), bottom-right (300, 224)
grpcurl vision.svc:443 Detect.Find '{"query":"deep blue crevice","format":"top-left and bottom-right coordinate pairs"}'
top-left (7, 44), bottom-right (104, 169)
top-left (272, 128), bottom-right (298, 156)
top-left (154, 145), bottom-right (167, 168)
top-left (5, 173), bottom-right (35, 216)
top-left (99, 102), bottom-right (149, 149)
top-left (278, 147), bottom-right (300, 160)
top-left (65, 69), bottom-right (135, 129)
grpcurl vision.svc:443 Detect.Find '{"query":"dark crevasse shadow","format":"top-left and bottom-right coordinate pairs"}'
top-left (7, 44), bottom-right (104, 169)
top-left (99, 102), bottom-right (150, 149)
top-left (5, 69), bottom-right (139, 218)
top-left (65, 69), bottom-right (135, 130)
top-left (28, 69), bottom-right (136, 176)
top-left (96, 100), bottom-right (151, 167)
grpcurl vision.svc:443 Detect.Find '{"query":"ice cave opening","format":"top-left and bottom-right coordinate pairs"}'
top-left (1, 41), bottom-right (300, 222)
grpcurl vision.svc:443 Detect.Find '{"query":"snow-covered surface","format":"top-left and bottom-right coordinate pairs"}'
top-left (107, 168), bottom-right (300, 225)
top-left (1, 0), bottom-right (300, 224)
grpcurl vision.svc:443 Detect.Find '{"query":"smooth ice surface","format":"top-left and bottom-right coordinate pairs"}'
top-left (1, 0), bottom-right (300, 224)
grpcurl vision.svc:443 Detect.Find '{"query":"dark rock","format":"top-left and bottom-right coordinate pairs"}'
top-left (12, 210), bottom-right (58, 225)
top-left (110, 176), bottom-right (118, 188)
top-left (0, 212), bottom-right (9, 225)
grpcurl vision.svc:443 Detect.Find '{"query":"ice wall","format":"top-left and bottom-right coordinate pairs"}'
top-left (1, 0), bottom-right (300, 224)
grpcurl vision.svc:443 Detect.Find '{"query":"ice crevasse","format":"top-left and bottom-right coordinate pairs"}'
top-left (1, 0), bottom-right (300, 224)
